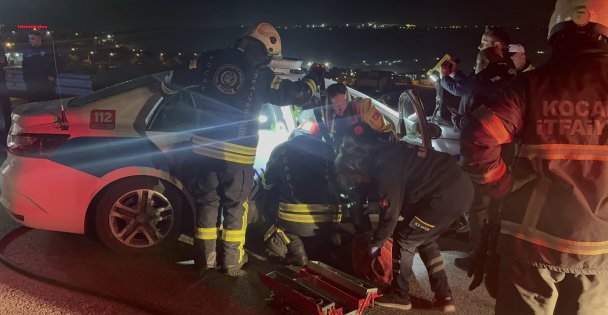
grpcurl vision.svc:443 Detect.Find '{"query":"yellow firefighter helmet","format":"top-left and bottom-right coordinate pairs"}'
top-left (247, 22), bottom-right (282, 57)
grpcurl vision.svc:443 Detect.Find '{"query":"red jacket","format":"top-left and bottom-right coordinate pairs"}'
top-left (461, 45), bottom-right (608, 274)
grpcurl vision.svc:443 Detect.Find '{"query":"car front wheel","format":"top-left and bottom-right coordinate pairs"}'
top-left (94, 177), bottom-right (183, 255)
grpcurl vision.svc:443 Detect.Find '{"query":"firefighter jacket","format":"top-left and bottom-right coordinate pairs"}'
top-left (163, 45), bottom-right (316, 165)
top-left (369, 142), bottom-right (463, 248)
top-left (262, 133), bottom-right (344, 237)
top-left (461, 43), bottom-right (608, 274)
top-left (326, 98), bottom-right (395, 144)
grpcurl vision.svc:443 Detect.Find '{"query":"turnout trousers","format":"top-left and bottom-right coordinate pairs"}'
top-left (192, 156), bottom-right (254, 270)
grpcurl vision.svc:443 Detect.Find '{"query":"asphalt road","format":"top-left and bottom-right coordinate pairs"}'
top-left (0, 204), bottom-right (497, 315)
top-left (0, 209), bottom-right (148, 315)
top-left (0, 146), bottom-right (496, 315)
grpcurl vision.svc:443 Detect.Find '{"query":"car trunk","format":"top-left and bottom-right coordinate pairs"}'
top-left (10, 99), bottom-right (70, 129)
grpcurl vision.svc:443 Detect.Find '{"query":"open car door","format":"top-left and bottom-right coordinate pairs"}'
top-left (397, 89), bottom-right (439, 150)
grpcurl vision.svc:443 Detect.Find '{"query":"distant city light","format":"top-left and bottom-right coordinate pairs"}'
top-left (71, 48), bottom-right (76, 51)
top-left (90, 51), bottom-right (95, 55)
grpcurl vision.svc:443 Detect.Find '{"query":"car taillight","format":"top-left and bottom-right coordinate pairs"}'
top-left (7, 133), bottom-right (70, 158)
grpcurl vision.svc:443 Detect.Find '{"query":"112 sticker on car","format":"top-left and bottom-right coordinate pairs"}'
top-left (90, 110), bottom-right (116, 129)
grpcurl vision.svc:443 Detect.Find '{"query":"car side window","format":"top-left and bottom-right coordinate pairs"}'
top-left (148, 91), bottom-right (199, 131)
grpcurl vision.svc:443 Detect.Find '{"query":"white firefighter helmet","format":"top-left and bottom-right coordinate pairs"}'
top-left (549, 0), bottom-right (608, 39)
top-left (247, 22), bottom-right (282, 57)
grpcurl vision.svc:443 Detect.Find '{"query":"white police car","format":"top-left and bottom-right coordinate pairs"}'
top-left (0, 61), bottom-right (452, 255)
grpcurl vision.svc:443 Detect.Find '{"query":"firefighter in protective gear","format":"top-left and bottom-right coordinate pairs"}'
top-left (335, 123), bottom-right (474, 312)
top-left (162, 22), bottom-right (319, 277)
top-left (261, 121), bottom-right (345, 267)
top-left (325, 83), bottom-right (396, 149)
top-left (461, 1), bottom-right (608, 313)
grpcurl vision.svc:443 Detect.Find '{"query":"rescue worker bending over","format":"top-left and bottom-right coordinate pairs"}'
top-left (162, 22), bottom-right (321, 277)
top-left (461, 1), bottom-right (608, 314)
top-left (262, 121), bottom-right (345, 267)
top-left (325, 82), bottom-right (396, 148)
top-left (335, 123), bottom-right (474, 313)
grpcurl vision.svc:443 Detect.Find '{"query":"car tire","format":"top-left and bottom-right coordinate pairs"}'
top-left (94, 177), bottom-right (184, 255)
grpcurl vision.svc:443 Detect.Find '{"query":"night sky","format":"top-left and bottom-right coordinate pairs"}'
top-left (0, 0), bottom-right (556, 31)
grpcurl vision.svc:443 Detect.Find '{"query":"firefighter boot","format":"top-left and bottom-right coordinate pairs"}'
top-left (194, 237), bottom-right (219, 278)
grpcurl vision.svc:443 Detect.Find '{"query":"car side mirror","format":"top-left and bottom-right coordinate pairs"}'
top-left (428, 123), bottom-right (442, 139)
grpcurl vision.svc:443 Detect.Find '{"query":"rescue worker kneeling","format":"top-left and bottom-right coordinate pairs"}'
top-left (262, 121), bottom-right (345, 267)
top-left (335, 123), bottom-right (474, 313)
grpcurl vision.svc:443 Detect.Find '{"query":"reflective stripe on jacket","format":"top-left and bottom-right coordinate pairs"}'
top-left (192, 135), bottom-right (256, 165)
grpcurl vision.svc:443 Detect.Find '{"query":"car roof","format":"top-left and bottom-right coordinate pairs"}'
top-left (67, 72), bottom-right (167, 108)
